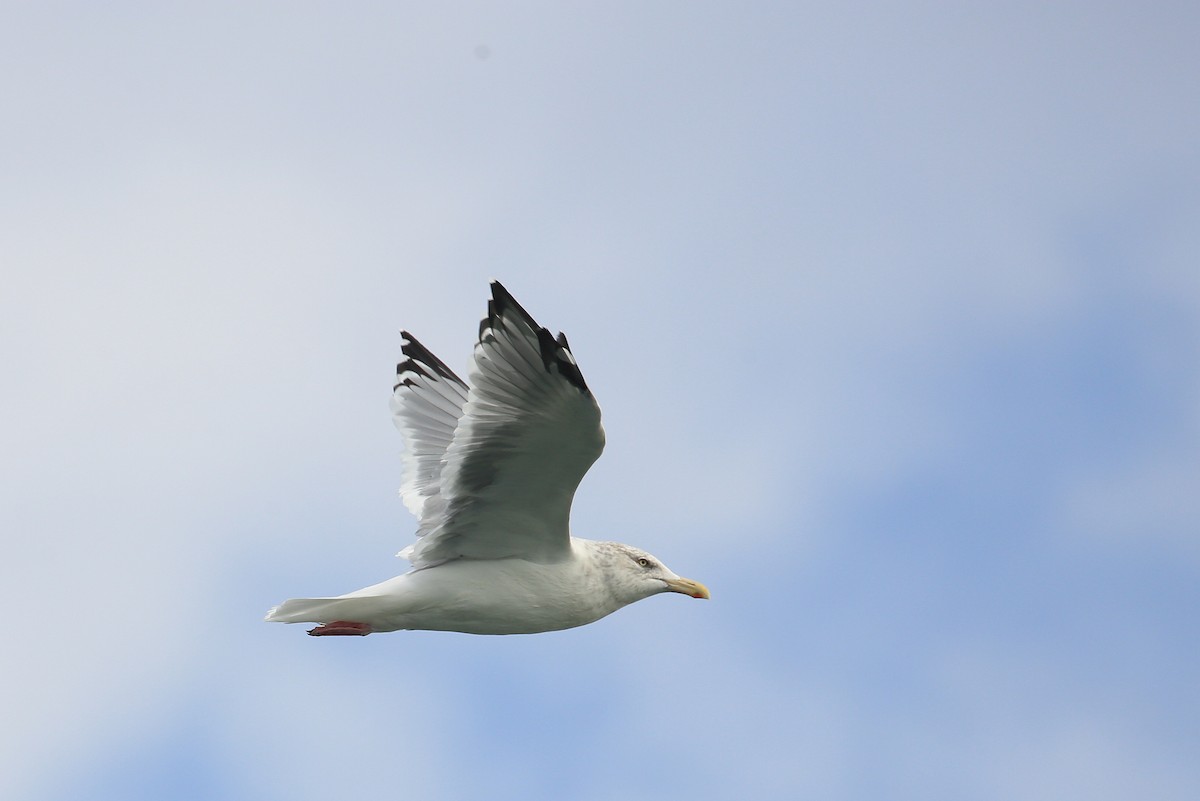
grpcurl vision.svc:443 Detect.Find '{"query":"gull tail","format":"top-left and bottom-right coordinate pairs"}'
top-left (265, 596), bottom-right (381, 625)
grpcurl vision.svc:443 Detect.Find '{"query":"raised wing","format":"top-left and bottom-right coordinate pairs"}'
top-left (390, 333), bottom-right (469, 524)
top-left (398, 281), bottom-right (605, 568)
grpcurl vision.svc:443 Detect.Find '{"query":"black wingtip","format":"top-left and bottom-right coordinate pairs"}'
top-left (537, 327), bottom-right (588, 392)
top-left (482, 281), bottom-right (590, 394)
top-left (488, 280), bottom-right (538, 330)
top-left (395, 330), bottom-right (467, 390)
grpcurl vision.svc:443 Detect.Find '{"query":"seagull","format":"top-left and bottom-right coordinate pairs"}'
top-left (266, 281), bottom-right (709, 636)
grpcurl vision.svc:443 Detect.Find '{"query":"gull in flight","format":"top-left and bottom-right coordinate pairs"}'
top-left (266, 281), bottom-right (709, 636)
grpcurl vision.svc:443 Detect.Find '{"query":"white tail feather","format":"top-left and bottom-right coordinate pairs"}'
top-left (264, 596), bottom-right (382, 625)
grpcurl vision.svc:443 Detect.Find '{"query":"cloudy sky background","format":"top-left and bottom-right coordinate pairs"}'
top-left (3, 3), bottom-right (1197, 800)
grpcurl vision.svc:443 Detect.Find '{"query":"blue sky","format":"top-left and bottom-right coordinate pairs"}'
top-left (3, 3), bottom-right (1197, 800)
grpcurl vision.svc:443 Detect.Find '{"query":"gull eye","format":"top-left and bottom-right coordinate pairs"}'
top-left (637, 557), bottom-right (652, 568)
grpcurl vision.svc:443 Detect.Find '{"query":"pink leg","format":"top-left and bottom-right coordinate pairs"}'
top-left (308, 620), bottom-right (374, 636)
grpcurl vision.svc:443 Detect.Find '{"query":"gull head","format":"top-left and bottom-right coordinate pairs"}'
top-left (591, 542), bottom-right (710, 605)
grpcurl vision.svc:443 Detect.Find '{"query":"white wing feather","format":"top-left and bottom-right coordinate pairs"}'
top-left (390, 333), bottom-right (469, 523)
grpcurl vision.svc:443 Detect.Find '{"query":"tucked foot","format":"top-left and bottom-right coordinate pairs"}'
top-left (308, 620), bottom-right (373, 636)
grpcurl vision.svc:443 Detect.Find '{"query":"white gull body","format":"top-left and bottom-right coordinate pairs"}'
top-left (265, 281), bottom-right (708, 636)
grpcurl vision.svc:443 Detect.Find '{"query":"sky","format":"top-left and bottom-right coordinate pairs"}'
top-left (2, 2), bottom-right (1198, 800)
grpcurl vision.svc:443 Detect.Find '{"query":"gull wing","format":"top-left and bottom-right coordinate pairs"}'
top-left (390, 332), bottom-right (470, 524)
top-left (395, 281), bottom-right (605, 568)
